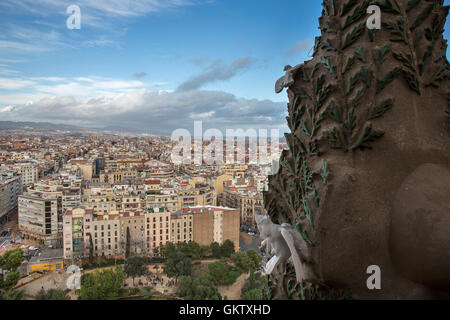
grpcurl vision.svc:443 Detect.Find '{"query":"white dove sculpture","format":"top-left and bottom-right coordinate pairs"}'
top-left (255, 214), bottom-right (310, 283)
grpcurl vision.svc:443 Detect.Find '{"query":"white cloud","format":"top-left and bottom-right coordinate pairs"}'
top-left (288, 40), bottom-right (313, 56)
top-left (3, 88), bottom-right (287, 135)
top-left (0, 0), bottom-right (209, 18)
top-left (0, 105), bottom-right (13, 113)
top-left (177, 57), bottom-right (257, 91)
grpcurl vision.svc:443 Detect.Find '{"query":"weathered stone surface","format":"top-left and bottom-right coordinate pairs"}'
top-left (265, 0), bottom-right (450, 299)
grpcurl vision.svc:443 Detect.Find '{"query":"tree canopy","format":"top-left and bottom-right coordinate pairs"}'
top-left (178, 273), bottom-right (222, 300)
top-left (241, 271), bottom-right (268, 300)
top-left (124, 257), bottom-right (148, 285)
top-left (231, 250), bottom-right (262, 273)
top-left (36, 288), bottom-right (70, 300)
top-left (163, 251), bottom-right (192, 281)
top-left (207, 261), bottom-right (241, 286)
top-left (0, 289), bottom-right (25, 300)
top-left (0, 249), bottom-right (24, 271)
top-left (1, 271), bottom-right (20, 290)
top-left (80, 266), bottom-right (125, 300)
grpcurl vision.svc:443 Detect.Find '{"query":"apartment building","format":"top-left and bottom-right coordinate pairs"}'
top-left (146, 188), bottom-right (178, 213)
top-left (18, 192), bottom-right (59, 245)
top-left (0, 171), bottom-right (22, 223)
top-left (8, 163), bottom-right (38, 187)
top-left (62, 207), bottom-right (93, 260)
top-left (170, 211), bottom-right (193, 244)
top-left (62, 187), bottom-right (81, 211)
top-left (145, 207), bottom-right (171, 255)
top-left (82, 193), bottom-right (118, 213)
top-left (221, 188), bottom-right (264, 226)
top-left (177, 184), bottom-right (216, 209)
top-left (190, 206), bottom-right (240, 251)
top-left (119, 211), bottom-right (146, 255)
top-left (92, 213), bottom-right (122, 257)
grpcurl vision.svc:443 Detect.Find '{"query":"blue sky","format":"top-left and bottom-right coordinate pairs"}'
top-left (0, 0), bottom-right (449, 135)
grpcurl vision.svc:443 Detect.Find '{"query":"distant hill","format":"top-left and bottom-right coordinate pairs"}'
top-left (0, 121), bottom-right (84, 132)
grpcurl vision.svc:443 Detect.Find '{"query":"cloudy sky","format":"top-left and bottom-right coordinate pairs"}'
top-left (0, 0), bottom-right (448, 135)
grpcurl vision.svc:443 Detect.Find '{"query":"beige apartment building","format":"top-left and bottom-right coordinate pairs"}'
top-left (190, 206), bottom-right (240, 252)
top-left (0, 171), bottom-right (22, 223)
top-left (93, 213), bottom-right (122, 257)
top-left (119, 211), bottom-right (146, 255)
top-left (82, 194), bottom-right (118, 213)
top-left (19, 192), bottom-right (59, 245)
top-left (146, 189), bottom-right (178, 213)
top-left (170, 211), bottom-right (193, 244)
top-left (145, 208), bottom-right (171, 255)
top-left (8, 163), bottom-right (38, 187)
top-left (178, 184), bottom-right (216, 209)
top-left (221, 188), bottom-right (264, 226)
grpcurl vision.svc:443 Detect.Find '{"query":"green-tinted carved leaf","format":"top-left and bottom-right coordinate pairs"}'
top-left (344, 107), bottom-right (357, 134)
top-left (321, 160), bottom-right (330, 185)
top-left (342, 23), bottom-right (365, 50)
top-left (384, 19), bottom-right (408, 44)
top-left (293, 87), bottom-right (312, 100)
top-left (349, 88), bottom-right (364, 109)
top-left (425, 64), bottom-right (450, 88)
top-left (342, 0), bottom-right (370, 29)
top-left (367, 98), bottom-right (394, 120)
top-left (326, 100), bottom-right (343, 123)
top-left (376, 67), bottom-right (402, 93)
top-left (311, 63), bottom-right (320, 78)
top-left (325, 127), bottom-right (348, 151)
top-left (402, 69), bottom-right (421, 95)
top-left (353, 125), bottom-right (385, 150)
top-left (354, 46), bottom-right (366, 62)
top-left (360, 66), bottom-right (372, 88)
top-left (373, 0), bottom-right (400, 14)
top-left (340, 0), bottom-right (358, 17)
top-left (392, 51), bottom-right (416, 72)
top-left (410, 4), bottom-right (434, 31)
top-left (342, 56), bottom-right (355, 75)
top-left (407, 0), bottom-right (421, 12)
top-left (414, 29), bottom-right (425, 48)
top-left (376, 44), bottom-right (391, 71)
top-left (320, 38), bottom-right (337, 52)
top-left (321, 56), bottom-right (336, 78)
top-left (346, 73), bottom-right (359, 95)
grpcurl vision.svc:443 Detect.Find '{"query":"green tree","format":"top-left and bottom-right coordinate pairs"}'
top-left (200, 245), bottom-right (211, 259)
top-left (1, 289), bottom-right (25, 300)
top-left (2, 271), bottom-right (20, 289)
top-left (207, 262), bottom-right (241, 286)
top-left (220, 240), bottom-right (235, 258)
top-left (210, 242), bottom-right (221, 258)
top-left (241, 271), bottom-right (268, 300)
top-left (231, 250), bottom-right (261, 273)
top-left (163, 251), bottom-right (192, 281)
top-left (160, 242), bottom-right (176, 259)
top-left (36, 288), bottom-right (70, 300)
top-left (178, 273), bottom-right (221, 300)
top-left (0, 249), bottom-right (24, 271)
top-left (88, 233), bottom-right (94, 264)
top-left (124, 257), bottom-right (148, 286)
top-left (242, 288), bottom-right (263, 300)
top-left (80, 266), bottom-right (125, 300)
top-left (125, 227), bottom-right (131, 258)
